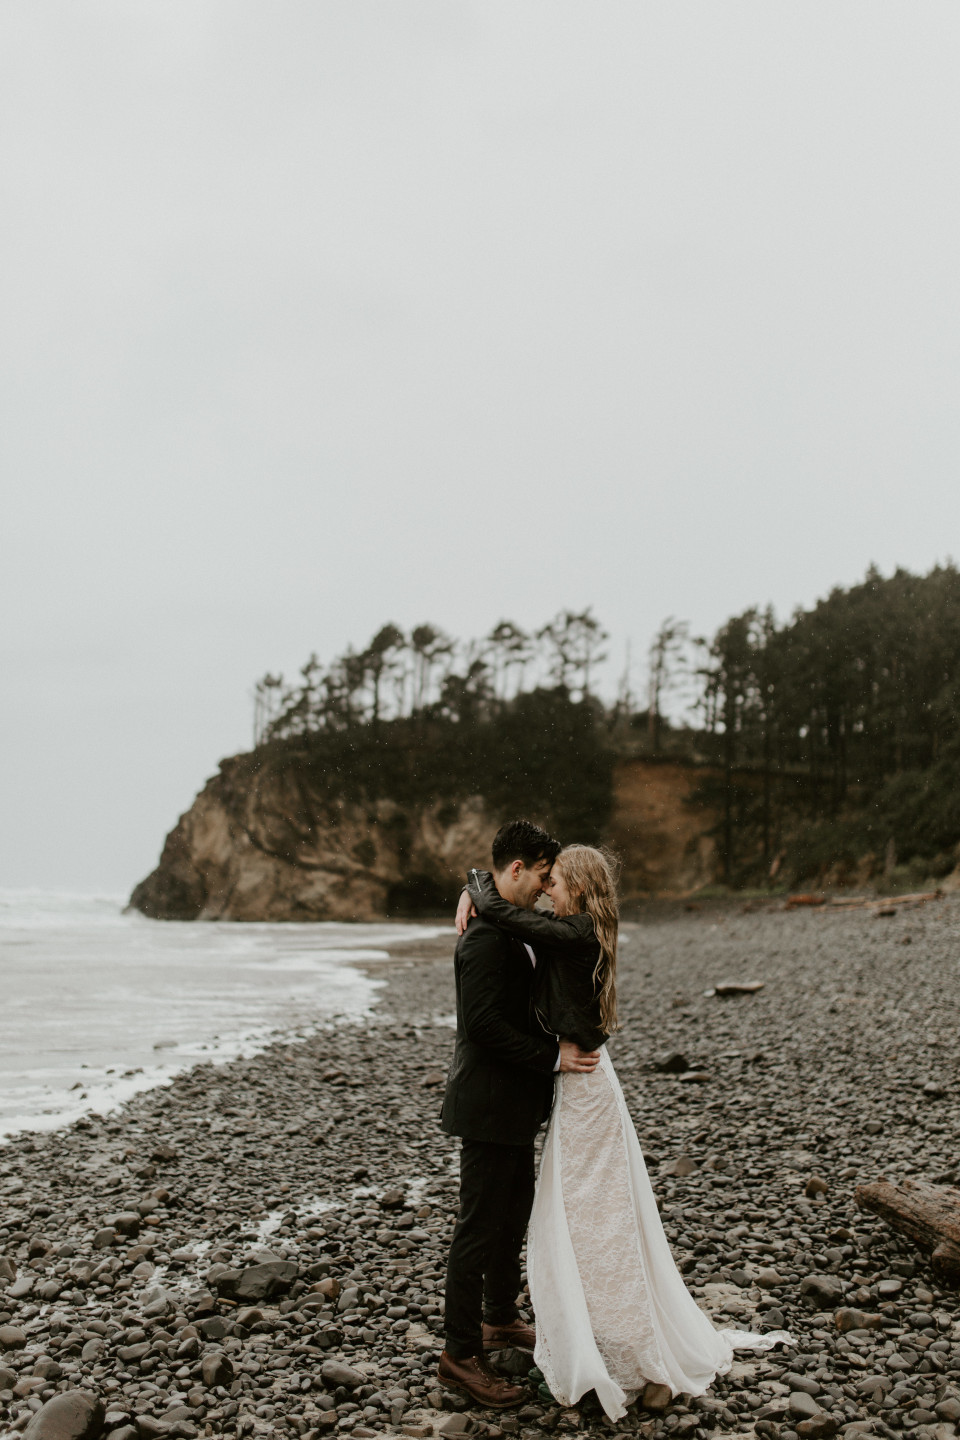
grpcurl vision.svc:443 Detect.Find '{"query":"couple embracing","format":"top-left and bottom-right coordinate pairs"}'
top-left (437, 819), bottom-right (787, 1422)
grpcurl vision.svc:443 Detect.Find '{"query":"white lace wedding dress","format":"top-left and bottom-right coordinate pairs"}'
top-left (527, 1047), bottom-right (790, 1421)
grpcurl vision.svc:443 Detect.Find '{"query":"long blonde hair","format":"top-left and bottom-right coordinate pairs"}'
top-left (553, 844), bottom-right (620, 1034)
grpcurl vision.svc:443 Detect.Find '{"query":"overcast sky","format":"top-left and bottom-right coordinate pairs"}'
top-left (3, 2), bottom-right (959, 893)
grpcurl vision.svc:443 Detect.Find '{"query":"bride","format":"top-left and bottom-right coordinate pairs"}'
top-left (456, 846), bottom-right (788, 1422)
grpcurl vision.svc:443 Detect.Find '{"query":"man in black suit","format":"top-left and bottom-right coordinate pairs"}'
top-left (437, 819), bottom-right (600, 1408)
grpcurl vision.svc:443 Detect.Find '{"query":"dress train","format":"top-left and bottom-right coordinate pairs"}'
top-left (527, 1048), bottom-right (791, 1421)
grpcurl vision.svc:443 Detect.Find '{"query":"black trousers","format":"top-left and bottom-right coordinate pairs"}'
top-left (444, 1138), bottom-right (536, 1360)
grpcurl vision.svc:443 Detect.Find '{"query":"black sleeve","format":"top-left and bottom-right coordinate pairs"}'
top-left (457, 922), bottom-right (559, 1075)
top-left (466, 870), bottom-right (597, 952)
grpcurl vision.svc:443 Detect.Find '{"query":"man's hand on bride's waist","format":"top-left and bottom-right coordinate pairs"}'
top-left (558, 1040), bottom-right (600, 1074)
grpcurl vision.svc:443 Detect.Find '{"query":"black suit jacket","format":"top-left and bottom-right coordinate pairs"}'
top-left (440, 915), bottom-right (560, 1147)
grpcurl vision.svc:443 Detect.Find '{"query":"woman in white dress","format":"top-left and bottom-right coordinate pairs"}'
top-left (459, 847), bottom-right (788, 1422)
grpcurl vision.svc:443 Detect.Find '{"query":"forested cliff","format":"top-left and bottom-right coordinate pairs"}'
top-left (131, 572), bottom-right (960, 920)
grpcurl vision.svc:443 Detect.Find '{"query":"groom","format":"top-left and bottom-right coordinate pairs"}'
top-left (437, 819), bottom-right (601, 1407)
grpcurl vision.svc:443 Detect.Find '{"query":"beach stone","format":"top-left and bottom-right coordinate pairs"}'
top-left (9, 1275), bottom-right (34, 1298)
top-left (140, 1284), bottom-right (173, 1317)
top-left (796, 1419), bottom-right (837, 1439)
top-left (0, 1257), bottom-right (16, 1282)
top-left (205, 1264), bottom-right (241, 1295)
top-left (641, 1382), bottom-right (672, 1412)
top-left (836, 1308), bottom-right (884, 1332)
top-left (379, 1190), bottom-right (405, 1211)
top-left (234, 1307), bottom-right (263, 1328)
top-left (804, 1175), bottom-right (829, 1198)
top-left (230, 1261), bottom-right (297, 1301)
top-left (118, 1342), bottom-right (150, 1363)
top-left (105, 1212), bottom-right (140, 1237)
top-left (15, 1376), bottom-right (49, 1398)
top-left (92, 1229), bottom-right (116, 1250)
top-left (756, 1267), bottom-right (786, 1289)
top-left (0, 1324), bottom-right (26, 1349)
top-left (855, 1375), bottom-right (889, 1398)
top-left (877, 1278), bottom-right (902, 1297)
top-left (22, 1390), bottom-right (105, 1440)
top-left (653, 1052), bottom-right (690, 1074)
top-left (784, 1375), bottom-right (821, 1397)
top-left (135, 1419), bottom-right (171, 1438)
top-left (663, 1156), bottom-right (697, 1177)
top-left (789, 1391), bottom-right (822, 1419)
top-left (937, 1398), bottom-right (960, 1422)
top-left (0, 1364), bottom-right (16, 1387)
top-left (801, 1274), bottom-right (845, 1307)
top-left (321, 1359), bottom-right (364, 1388)
top-left (200, 1352), bottom-right (234, 1387)
top-left (440, 1416), bottom-right (476, 1435)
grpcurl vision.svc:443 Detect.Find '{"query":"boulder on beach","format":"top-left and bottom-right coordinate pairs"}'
top-left (208, 1259), bottom-right (298, 1301)
top-left (23, 1391), bottom-right (104, 1440)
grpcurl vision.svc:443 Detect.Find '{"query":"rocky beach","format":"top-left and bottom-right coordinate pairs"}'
top-left (3, 898), bottom-right (960, 1440)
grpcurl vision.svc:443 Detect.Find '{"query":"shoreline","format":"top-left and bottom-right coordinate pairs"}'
top-left (3, 907), bottom-right (960, 1439)
top-left (0, 906), bottom-right (453, 1143)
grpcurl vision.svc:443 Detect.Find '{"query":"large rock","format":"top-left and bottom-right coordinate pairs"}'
top-left (23, 1391), bottom-right (105, 1440)
top-left (104, 1212), bottom-right (140, 1237)
top-left (835, 1307), bottom-right (883, 1332)
top-left (321, 1359), bottom-right (364, 1389)
top-left (0, 1324), bottom-right (26, 1350)
top-left (788, 1391), bottom-right (822, 1419)
top-left (800, 1273), bottom-right (845, 1307)
top-left (210, 1260), bottom-right (298, 1301)
top-left (795, 1418), bottom-right (837, 1439)
top-left (200, 1352), bottom-right (234, 1387)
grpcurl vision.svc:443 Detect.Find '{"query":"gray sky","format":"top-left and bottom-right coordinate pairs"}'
top-left (3, 2), bottom-right (959, 893)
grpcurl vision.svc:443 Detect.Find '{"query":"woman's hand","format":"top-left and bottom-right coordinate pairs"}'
top-left (455, 888), bottom-right (477, 936)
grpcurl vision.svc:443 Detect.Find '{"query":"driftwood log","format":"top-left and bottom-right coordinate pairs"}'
top-left (856, 1177), bottom-right (960, 1284)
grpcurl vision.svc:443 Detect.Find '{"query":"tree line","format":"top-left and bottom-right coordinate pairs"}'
top-left (253, 609), bottom-right (611, 744)
top-left (696, 563), bottom-right (960, 884)
top-left (250, 564), bottom-right (960, 887)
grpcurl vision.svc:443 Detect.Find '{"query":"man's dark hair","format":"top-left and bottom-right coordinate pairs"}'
top-left (491, 819), bottom-right (561, 872)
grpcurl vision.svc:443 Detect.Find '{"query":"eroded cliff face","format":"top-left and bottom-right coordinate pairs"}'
top-left (610, 757), bottom-right (717, 899)
top-left (129, 753), bottom-right (501, 922)
top-left (131, 751), bottom-right (722, 921)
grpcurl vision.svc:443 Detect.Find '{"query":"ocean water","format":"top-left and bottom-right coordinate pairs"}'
top-left (0, 889), bottom-right (449, 1140)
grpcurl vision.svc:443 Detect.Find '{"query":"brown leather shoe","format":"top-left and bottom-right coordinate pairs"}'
top-left (437, 1350), bottom-right (525, 1409)
top-left (482, 1317), bottom-right (536, 1352)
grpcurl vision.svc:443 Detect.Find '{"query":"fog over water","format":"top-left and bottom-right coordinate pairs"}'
top-left (2, 4), bottom-right (959, 890)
